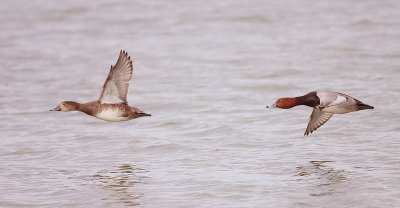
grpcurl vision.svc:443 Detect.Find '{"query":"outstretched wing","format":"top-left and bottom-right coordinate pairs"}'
top-left (99, 50), bottom-right (133, 104)
top-left (304, 108), bottom-right (333, 135)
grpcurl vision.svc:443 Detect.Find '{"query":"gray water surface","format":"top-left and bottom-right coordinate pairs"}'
top-left (1, 1), bottom-right (400, 207)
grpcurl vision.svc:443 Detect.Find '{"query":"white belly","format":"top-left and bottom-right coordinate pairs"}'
top-left (95, 109), bottom-right (129, 122)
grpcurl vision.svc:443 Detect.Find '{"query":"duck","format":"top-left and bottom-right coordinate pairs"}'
top-left (51, 50), bottom-right (151, 121)
top-left (266, 91), bottom-right (373, 135)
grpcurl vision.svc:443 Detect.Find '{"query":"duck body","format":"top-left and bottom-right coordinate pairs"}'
top-left (296, 91), bottom-right (372, 113)
top-left (267, 91), bottom-right (373, 135)
top-left (79, 101), bottom-right (150, 122)
top-left (94, 103), bottom-right (136, 122)
top-left (51, 51), bottom-right (151, 121)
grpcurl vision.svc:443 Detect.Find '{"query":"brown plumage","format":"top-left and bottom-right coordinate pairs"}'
top-left (51, 50), bottom-right (151, 122)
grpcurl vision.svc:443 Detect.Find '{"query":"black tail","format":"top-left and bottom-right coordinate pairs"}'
top-left (358, 103), bottom-right (374, 110)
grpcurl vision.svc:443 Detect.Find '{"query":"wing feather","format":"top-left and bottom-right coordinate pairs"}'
top-left (304, 108), bottom-right (333, 135)
top-left (99, 50), bottom-right (133, 104)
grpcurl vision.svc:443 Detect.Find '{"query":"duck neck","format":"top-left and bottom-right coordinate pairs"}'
top-left (295, 92), bottom-right (320, 107)
top-left (77, 101), bottom-right (98, 115)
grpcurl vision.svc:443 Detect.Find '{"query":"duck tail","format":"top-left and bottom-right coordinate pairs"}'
top-left (131, 107), bottom-right (151, 117)
top-left (140, 112), bottom-right (152, 117)
top-left (358, 103), bottom-right (374, 110)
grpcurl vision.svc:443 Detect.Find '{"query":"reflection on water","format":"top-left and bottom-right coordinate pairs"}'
top-left (296, 161), bottom-right (348, 197)
top-left (93, 164), bottom-right (147, 207)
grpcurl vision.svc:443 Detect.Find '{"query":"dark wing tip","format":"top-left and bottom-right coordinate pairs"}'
top-left (304, 129), bottom-right (312, 136)
top-left (118, 50), bottom-right (129, 59)
top-left (114, 50), bottom-right (132, 71)
top-left (120, 50), bottom-right (128, 56)
top-left (118, 50), bottom-right (132, 63)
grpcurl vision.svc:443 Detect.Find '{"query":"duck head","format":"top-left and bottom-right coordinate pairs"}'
top-left (266, 98), bottom-right (298, 109)
top-left (51, 101), bottom-right (80, 111)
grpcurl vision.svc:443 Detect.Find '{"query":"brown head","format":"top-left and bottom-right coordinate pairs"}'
top-left (50, 101), bottom-right (80, 111)
top-left (266, 97), bottom-right (298, 109)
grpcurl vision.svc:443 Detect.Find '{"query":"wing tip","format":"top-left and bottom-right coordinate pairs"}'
top-left (118, 49), bottom-right (132, 64)
top-left (304, 129), bottom-right (312, 136)
top-left (118, 49), bottom-right (129, 58)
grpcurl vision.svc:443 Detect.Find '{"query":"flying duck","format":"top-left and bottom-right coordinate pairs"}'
top-left (51, 50), bottom-right (151, 121)
top-left (267, 91), bottom-right (373, 135)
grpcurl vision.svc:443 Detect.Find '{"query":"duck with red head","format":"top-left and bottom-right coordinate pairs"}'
top-left (267, 98), bottom-right (298, 109)
top-left (266, 91), bottom-right (373, 135)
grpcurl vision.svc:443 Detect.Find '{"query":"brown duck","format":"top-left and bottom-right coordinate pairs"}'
top-left (51, 50), bottom-right (151, 121)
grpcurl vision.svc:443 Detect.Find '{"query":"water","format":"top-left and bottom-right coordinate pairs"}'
top-left (1, 0), bottom-right (400, 207)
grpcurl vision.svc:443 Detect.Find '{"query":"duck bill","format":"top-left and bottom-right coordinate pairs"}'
top-left (50, 106), bottom-right (61, 111)
top-left (266, 103), bottom-right (277, 108)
